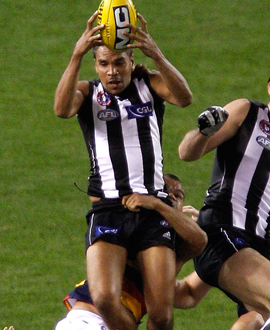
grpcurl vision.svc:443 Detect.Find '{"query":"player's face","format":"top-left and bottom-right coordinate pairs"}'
top-left (95, 46), bottom-right (134, 95)
top-left (164, 176), bottom-right (185, 211)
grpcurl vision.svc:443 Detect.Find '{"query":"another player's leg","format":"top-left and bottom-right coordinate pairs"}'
top-left (137, 245), bottom-right (176, 330)
top-left (218, 248), bottom-right (270, 321)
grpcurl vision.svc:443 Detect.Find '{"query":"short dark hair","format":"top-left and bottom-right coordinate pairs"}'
top-left (92, 45), bottom-right (133, 59)
top-left (164, 173), bottom-right (181, 183)
top-left (268, 77), bottom-right (270, 83)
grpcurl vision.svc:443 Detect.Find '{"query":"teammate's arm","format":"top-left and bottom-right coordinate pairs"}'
top-left (178, 98), bottom-right (251, 161)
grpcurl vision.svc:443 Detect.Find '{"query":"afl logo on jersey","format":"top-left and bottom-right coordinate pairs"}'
top-left (256, 136), bottom-right (270, 150)
top-left (259, 120), bottom-right (270, 136)
top-left (98, 109), bottom-right (119, 121)
top-left (97, 91), bottom-right (111, 106)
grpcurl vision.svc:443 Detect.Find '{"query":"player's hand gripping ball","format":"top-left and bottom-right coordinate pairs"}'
top-left (97, 0), bottom-right (137, 52)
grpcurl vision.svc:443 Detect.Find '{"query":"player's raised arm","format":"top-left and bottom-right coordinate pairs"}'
top-left (54, 11), bottom-right (104, 118)
top-left (125, 13), bottom-right (192, 107)
top-left (178, 99), bottom-right (251, 161)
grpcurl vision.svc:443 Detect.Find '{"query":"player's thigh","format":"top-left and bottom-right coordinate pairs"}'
top-left (86, 240), bottom-right (128, 297)
top-left (137, 245), bottom-right (176, 304)
top-left (229, 311), bottom-right (264, 330)
top-left (219, 247), bottom-right (270, 316)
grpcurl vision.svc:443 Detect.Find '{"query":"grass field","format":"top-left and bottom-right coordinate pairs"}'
top-left (1, 0), bottom-right (270, 329)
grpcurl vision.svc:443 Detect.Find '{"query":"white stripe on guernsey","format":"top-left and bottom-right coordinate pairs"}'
top-left (231, 109), bottom-right (268, 235)
top-left (134, 78), bottom-right (164, 190)
top-left (92, 85), bottom-right (119, 198)
top-left (118, 96), bottom-right (148, 194)
top-left (256, 175), bottom-right (270, 237)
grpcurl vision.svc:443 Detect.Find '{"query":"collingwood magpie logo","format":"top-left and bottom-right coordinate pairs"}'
top-left (256, 136), bottom-right (270, 150)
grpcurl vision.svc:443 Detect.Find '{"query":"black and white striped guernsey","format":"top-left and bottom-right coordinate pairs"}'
top-left (77, 71), bottom-right (166, 199)
top-left (200, 100), bottom-right (270, 239)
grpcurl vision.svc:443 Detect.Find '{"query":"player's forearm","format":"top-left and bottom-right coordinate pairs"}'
top-left (155, 202), bottom-right (207, 250)
top-left (174, 275), bottom-right (211, 309)
top-left (54, 53), bottom-right (83, 118)
top-left (151, 52), bottom-right (192, 107)
top-left (178, 129), bottom-right (210, 161)
top-left (174, 280), bottom-right (197, 309)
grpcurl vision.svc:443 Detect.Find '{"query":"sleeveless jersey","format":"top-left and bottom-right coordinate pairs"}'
top-left (199, 100), bottom-right (270, 239)
top-left (63, 265), bottom-right (146, 324)
top-left (77, 70), bottom-right (166, 198)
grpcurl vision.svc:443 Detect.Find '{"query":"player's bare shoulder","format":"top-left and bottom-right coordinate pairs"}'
top-left (224, 98), bottom-right (251, 127)
top-left (224, 98), bottom-right (251, 115)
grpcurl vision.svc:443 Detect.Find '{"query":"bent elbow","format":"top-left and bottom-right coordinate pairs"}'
top-left (196, 231), bottom-right (208, 256)
top-left (181, 92), bottom-right (193, 108)
top-left (178, 145), bottom-right (195, 162)
top-left (54, 104), bottom-right (71, 118)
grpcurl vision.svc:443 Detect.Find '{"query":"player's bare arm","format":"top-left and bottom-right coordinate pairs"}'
top-left (125, 13), bottom-right (192, 107)
top-left (123, 193), bottom-right (207, 259)
top-left (174, 272), bottom-right (211, 309)
top-left (54, 11), bottom-right (104, 118)
top-left (178, 99), bottom-right (250, 161)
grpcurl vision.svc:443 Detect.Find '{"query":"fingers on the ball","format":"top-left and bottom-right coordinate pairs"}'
top-left (92, 24), bottom-right (104, 34)
top-left (87, 12), bottom-right (98, 25)
top-left (127, 42), bottom-right (140, 49)
top-left (125, 31), bottom-right (137, 39)
top-left (137, 12), bottom-right (146, 25)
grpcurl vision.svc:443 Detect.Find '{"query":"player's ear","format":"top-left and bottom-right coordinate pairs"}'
top-left (95, 61), bottom-right (99, 74)
top-left (130, 56), bottom-right (135, 70)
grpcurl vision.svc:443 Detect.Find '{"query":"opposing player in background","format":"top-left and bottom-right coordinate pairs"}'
top-left (54, 8), bottom-right (192, 330)
top-left (54, 173), bottom-right (262, 330)
top-left (55, 173), bottom-right (206, 330)
top-left (178, 78), bottom-right (270, 330)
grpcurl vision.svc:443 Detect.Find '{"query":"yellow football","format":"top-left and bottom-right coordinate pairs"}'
top-left (97, 0), bottom-right (137, 52)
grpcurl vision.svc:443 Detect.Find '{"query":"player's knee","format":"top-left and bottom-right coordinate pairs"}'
top-left (147, 305), bottom-right (173, 329)
top-left (91, 289), bottom-right (119, 314)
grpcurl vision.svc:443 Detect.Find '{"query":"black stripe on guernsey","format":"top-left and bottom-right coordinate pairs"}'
top-left (106, 96), bottom-right (132, 195)
top-left (265, 214), bottom-right (270, 240)
top-left (78, 82), bottom-right (104, 198)
top-left (126, 80), bottom-right (156, 190)
top-left (245, 149), bottom-right (270, 233)
top-left (229, 104), bottom-right (261, 232)
top-left (137, 117), bottom-right (155, 190)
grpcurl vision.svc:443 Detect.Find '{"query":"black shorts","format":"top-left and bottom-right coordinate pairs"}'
top-left (194, 222), bottom-right (270, 290)
top-left (85, 198), bottom-right (176, 259)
